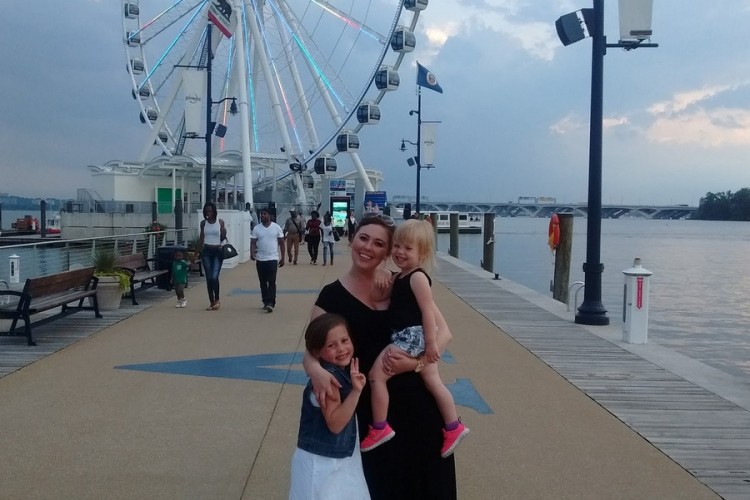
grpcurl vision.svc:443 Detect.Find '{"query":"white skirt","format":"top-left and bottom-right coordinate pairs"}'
top-left (289, 441), bottom-right (370, 500)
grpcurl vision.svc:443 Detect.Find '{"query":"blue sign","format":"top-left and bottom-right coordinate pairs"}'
top-left (364, 191), bottom-right (387, 212)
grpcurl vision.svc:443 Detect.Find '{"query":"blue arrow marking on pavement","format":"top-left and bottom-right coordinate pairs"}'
top-left (116, 352), bottom-right (310, 385)
top-left (115, 352), bottom-right (492, 414)
top-left (449, 378), bottom-right (493, 414)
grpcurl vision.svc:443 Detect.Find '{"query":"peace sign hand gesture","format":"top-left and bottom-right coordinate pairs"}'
top-left (350, 357), bottom-right (366, 393)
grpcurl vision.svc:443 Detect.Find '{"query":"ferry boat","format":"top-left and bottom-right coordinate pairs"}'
top-left (42, 213), bottom-right (62, 234)
top-left (434, 212), bottom-right (483, 234)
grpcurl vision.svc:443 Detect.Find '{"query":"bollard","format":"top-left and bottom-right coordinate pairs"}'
top-left (552, 213), bottom-right (574, 304)
top-left (429, 212), bottom-right (438, 251)
top-left (481, 213), bottom-right (495, 273)
top-left (448, 213), bottom-right (459, 258)
top-left (622, 258), bottom-right (652, 344)
top-left (9, 254), bottom-right (20, 284)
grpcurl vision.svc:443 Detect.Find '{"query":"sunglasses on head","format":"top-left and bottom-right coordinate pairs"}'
top-left (361, 212), bottom-right (396, 227)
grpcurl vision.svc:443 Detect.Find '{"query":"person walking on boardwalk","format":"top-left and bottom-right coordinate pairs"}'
top-left (346, 209), bottom-right (357, 243)
top-left (171, 250), bottom-right (189, 308)
top-left (321, 213), bottom-right (336, 266)
top-left (251, 208), bottom-right (285, 313)
top-left (305, 210), bottom-right (322, 265)
top-left (198, 202), bottom-right (226, 311)
top-left (283, 209), bottom-right (305, 265)
top-left (361, 219), bottom-right (469, 458)
top-left (303, 214), bottom-right (458, 499)
top-left (289, 313), bottom-right (370, 500)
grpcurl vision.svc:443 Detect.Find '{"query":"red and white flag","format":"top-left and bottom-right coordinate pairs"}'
top-left (208, 0), bottom-right (235, 38)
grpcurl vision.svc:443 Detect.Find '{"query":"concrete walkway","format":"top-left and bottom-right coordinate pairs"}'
top-left (0, 249), bottom-right (719, 499)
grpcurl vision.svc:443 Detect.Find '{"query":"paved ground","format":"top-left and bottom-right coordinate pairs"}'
top-left (0, 249), bottom-right (720, 499)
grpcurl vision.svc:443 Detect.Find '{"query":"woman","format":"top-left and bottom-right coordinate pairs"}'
top-left (198, 202), bottom-right (226, 310)
top-left (304, 214), bottom-right (457, 499)
top-left (305, 210), bottom-right (322, 265)
top-left (346, 209), bottom-right (357, 243)
top-left (321, 213), bottom-right (336, 266)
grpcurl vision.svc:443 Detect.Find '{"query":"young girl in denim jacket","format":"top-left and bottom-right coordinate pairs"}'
top-left (289, 313), bottom-right (370, 500)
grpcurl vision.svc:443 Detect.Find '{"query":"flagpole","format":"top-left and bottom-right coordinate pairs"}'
top-left (415, 88), bottom-right (422, 215)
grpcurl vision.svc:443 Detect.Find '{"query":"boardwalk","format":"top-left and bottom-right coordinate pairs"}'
top-left (0, 250), bottom-right (745, 498)
top-left (439, 257), bottom-right (750, 499)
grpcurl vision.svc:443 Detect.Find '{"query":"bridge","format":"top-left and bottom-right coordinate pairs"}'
top-left (408, 201), bottom-right (697, 220)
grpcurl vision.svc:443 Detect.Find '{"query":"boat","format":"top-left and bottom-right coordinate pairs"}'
top-left (433, 212), bottom-right (484, 234)
top-left (41, 213), bottom-right (61, 234)
top-left (11, 216), bottom-right (39, 234)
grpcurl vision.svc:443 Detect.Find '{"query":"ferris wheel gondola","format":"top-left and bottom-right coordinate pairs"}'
top-left (122, 0), bottom-right (427, 205)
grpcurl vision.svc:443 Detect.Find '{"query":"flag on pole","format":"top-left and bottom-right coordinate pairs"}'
top-left (208, 0), bottom-right (235, 38)
top-left (416, 62), bottom-right (443, 94)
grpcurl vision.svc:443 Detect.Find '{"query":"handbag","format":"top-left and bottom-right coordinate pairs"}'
top-left (304, 233), bottom-right (312, 244)
top-left (220, 242), bottom-right (238, 260)
top-left (333, 229), bottom-right (341, 242)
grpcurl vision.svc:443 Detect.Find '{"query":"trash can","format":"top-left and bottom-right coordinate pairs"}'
top-left (155, 245), bottom-right (186, 289)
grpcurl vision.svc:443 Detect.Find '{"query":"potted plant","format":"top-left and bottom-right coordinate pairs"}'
top-left (145, 221), bottom-right (167, 246)
top-left (92, 247), bottom-right (131, 310)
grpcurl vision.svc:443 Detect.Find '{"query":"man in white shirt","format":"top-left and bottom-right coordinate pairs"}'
top-left (251, 208), bottom-right (285, 312)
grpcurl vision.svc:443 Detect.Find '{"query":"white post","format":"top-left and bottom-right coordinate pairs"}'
top-left (9, 254), bottom-right (20, 284)
top-left (622, 257), bottom-right (653, 344)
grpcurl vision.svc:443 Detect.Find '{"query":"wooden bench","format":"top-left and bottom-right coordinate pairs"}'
top-left (115, 253), bottom-right (169, 305)
top-left (0, 267), bottom-right (102, 346)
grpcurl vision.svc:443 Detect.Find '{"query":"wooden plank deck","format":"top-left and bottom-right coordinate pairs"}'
top-left (0, 288), bottom-right (173, 378)
top-left (435, 256), bottom-right (750, 500)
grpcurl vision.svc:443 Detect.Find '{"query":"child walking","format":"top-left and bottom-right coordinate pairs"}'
top-left (289, 313), bottom-right (370, 500)
top-left (171, 251), bottom-right (189, 308)
top-left (361, 219), bottom-right (469, 458)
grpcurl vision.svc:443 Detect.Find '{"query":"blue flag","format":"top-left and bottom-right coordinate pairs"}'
top-left (417, 62), bottom-right (443, 94)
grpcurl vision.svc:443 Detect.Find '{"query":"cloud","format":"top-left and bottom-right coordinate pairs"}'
top-left (416, 1), bottom-right (560, 61)
top-left (647, 84), bottom-right (737, 115)
top-left (645, 82), bottom-right (750, 146)
top-left (603, 116), bottom-right (629, 129)
top-left (550, 114), bottom-right (585, 135)
top-left (647, 108), bottom-right (750, 147)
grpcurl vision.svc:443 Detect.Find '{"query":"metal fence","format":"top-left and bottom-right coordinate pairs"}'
top-left (0, 228), bottom-right (198, 285)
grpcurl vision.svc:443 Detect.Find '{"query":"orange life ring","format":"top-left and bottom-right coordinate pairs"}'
top-left (548, 213), bottom-right (560, 251)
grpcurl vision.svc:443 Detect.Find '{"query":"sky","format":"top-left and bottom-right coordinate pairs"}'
top-left (1, 1), bottom-right (749, 206)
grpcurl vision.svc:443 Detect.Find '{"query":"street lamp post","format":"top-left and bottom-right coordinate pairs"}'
top-left (202, 22), bottom-right (237, 203)
top-left (555, 0), bottom-right (657, 326)
top-left (205, 22), bottom-right (214, 203)
top-left (410, 93), bottom-right (423, 215)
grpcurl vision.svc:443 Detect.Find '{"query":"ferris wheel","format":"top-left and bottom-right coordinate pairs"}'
top-left (121, 0), bottom-right (428, 204)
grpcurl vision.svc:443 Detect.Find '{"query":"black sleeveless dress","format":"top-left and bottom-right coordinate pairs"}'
top-left (316, 280), bottom-right (457, 500)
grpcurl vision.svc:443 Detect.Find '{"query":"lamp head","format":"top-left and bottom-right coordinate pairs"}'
top-left (229, 99), bottom-right (238, 115)
top-left (400, 139), bottom-right (406, 152)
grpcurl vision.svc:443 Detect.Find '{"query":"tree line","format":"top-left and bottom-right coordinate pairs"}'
top-left (696, 188), bottom-right (750, 221)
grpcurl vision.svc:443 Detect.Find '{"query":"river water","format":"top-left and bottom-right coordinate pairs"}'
top-left (437, 218), bottom-right (750, 380)
top-left (3, 210), bottom-right (749, 380)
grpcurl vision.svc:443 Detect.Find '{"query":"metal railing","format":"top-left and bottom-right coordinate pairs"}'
top-left (0, 228), bottom-right (199, 284)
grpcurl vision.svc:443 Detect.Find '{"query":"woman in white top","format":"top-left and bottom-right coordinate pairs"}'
top-left (198, 202), bottom-right (227, 310)
top-left (321, 213), bottom-right (336, 266)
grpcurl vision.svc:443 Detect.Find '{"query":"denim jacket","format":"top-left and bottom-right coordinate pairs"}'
top-left (296, 361), bottom-right (357, 458)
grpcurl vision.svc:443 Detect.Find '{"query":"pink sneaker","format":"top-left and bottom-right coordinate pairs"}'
top-left (360, 424), bottom-right (395, 452)
top-left (441, 422), bottom-right (470, 458)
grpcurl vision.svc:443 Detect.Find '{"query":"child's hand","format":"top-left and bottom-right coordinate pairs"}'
top-left (373, 268), bottom-right (393, 289)
top-left (350, 358), bottom-right (366, 392)
top-left (424, 343), bottom-right (441, 364)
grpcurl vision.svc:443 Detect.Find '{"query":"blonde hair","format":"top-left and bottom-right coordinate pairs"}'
top-left (393, 219), bottom-right (435, 271)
